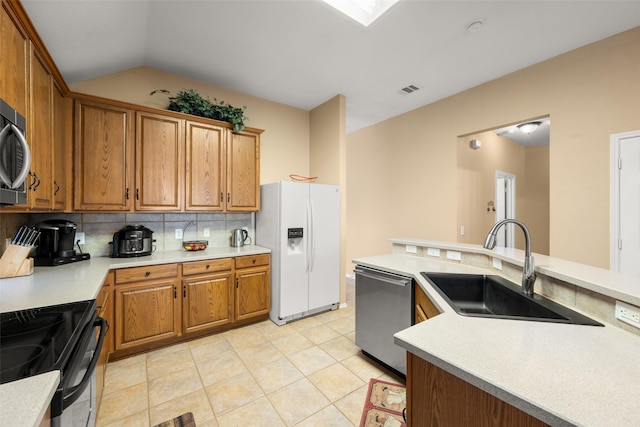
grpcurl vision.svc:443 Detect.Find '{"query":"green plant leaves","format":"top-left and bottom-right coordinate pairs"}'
top-left (150, 89), bottom-right (247, 132)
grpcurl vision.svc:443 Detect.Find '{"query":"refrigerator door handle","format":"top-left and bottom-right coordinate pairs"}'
top-left (305, 199), bottom-right (310, 273)
top-left (309, 198), bottom-right (315, 272)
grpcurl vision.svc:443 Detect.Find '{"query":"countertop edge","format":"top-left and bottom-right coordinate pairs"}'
top-left (0, 371), bottom-right (60, 427)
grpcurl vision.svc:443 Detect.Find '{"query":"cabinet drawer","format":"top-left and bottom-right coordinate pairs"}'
top-left (115, 263), bottom-right (178, 284)
top-left (183, 258), bottom-right (233, 276)
top-left (235, 254), bottom-right (270, 269)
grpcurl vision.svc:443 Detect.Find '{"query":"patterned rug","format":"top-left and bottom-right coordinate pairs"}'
top-left (153, 412), bottom-right (196, 427)
top-left (359, 378), bottom-right (407, 427)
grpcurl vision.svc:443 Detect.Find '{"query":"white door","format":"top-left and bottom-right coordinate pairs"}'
top-left (308, 184), bottom-right (341, 311)
top-left (496, 171), bottom-right (516, 247)
top-left (611, 131), bottom-right (640, 277)
top-left (279, 181), bottom-right (311, 317)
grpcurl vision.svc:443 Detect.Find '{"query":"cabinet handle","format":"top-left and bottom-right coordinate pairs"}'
top-left (220, 192), bottom-right (223, 202)
top-left (126, 188), bottom-right (130, 200)
top-left (53, 180), bottom-right (60, 195)
top-left (252, 259), bottom-right (256, 264)
top-left (29, 171), bottom-right (36, 190)
top-left (136, 188), bottom-right (140, 200)
top-left (236, 277), bottom-right (239, 288)
top-left (206, 264), bottom-right (210, 269)
top-left (145, 271), bottom-right (151, 277)
top-left (227, 193), bottom-right (230, 203)
top-left (183, 285), bottom-right (186, 298)
top-left (174, 286), bottom-right (177, 299)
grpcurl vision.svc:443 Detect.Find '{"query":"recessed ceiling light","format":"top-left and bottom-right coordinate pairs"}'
top-left (466, 19), bottom-right (484, 33)
top-left (323, 0), bottom-right (402, 27)
top-left (517, 121), bottom-right (542, 134)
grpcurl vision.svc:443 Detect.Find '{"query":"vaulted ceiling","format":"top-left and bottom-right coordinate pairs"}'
top-left (21, 0), bottom-right (640, 133)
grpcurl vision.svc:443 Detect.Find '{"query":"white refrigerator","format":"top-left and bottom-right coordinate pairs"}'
top-left (256, 181), bottom-right (340, 325)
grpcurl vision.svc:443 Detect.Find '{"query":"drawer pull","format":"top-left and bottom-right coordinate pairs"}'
top-left (206, 264), bottom-right (210, 269)
top-left (252, 259), bottom-right (256, 264)
top-left (145, 271), bottom-right (151, 277)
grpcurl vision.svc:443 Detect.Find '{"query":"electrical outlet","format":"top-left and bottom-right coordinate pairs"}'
top-left (427, 247), bottom-right (440, 257)
top-left (493, 257), bottom-right (503, 270)
top-left (175, 228), bottom-right (183, 239)
top-left (446, 250), bottom-right (462, 261)
top-left (76, 232), bottom-right (85, 245)
top-left (405, 244), bottom-right (417, 254)
top-left (615, 301), bottom-right (640, 328)
top-left (203, 228), bottom-right (210, 238)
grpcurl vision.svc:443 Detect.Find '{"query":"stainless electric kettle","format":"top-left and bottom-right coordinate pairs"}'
top-left (231, 229), bottom-right (251, 247)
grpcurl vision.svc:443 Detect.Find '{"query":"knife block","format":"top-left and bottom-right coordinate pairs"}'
top-left (0, 244), bottom-right (34, 278)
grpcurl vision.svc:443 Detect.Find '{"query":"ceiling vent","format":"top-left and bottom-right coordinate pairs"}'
top-left (400, 84), bottom-right (420, 94)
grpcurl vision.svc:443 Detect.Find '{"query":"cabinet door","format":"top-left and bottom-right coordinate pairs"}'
top-left (135, 112), bottom-right (184, 211)
top-left (28, 45), bottom-right (53, 210)
top-left (185, 120), bottom-right (226, 211)
top-left (0, 2), bottom-right (29, 117)
top-left (235, 265), bottom-right (270, 321)
top-left (52, 84), bottom-right (70, 211)
top-left (114, 279), bottom-right (181, 351)
top-left (414, 284), bottom-right (440, 324)
top-left (226, 130), bottom-right (260, 211)
top-left (74, 100), bottom-right (134, 211)
top-left (183, 271), bottom-right (233, 334)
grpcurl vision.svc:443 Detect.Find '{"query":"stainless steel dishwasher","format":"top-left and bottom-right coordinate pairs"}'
top-left (355, 265), bottom-right (412, 375)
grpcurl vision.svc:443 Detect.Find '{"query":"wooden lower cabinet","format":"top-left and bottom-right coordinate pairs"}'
top-left (235, 254), bottom-right (270, 321)
top-left (182, 258), bottom-right (234, 334)
top-left (110, 255), bottom-right (270, 358)
top-left (407, 353), bottom-right (549, 427)
top-left (414, 284), bottom-right (440, 323)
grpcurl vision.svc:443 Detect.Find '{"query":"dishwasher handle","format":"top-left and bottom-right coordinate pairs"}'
top-left (355, 267), bottom-right (411, 287)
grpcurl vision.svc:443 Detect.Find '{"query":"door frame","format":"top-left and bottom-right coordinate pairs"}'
top-left (495, 170), bottom-right (516, 248)
top-left (610, 130), bottom-right (640, 271)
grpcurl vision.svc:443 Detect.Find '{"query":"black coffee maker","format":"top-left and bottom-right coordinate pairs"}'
top-left (35, 219), bottom-right (90, 266)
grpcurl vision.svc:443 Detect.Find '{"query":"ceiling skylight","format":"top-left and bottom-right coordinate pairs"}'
top-left (323, 0), bottom-right (401, 26)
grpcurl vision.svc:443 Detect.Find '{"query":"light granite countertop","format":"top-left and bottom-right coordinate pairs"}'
top-left (0, 245), bottom-right (270, 426)
top-left (354, 247), bottom-right (640, 427)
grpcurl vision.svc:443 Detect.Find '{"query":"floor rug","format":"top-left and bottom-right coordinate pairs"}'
top-left (359, 378), bottom-right (406, 427)
top-left (153, 412), bottom-right (196, 427)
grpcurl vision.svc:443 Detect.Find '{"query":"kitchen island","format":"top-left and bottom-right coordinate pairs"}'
top-left (0, 245), bottom-right (270, 427)
top-left (354, 240), bottom-right (640, 426)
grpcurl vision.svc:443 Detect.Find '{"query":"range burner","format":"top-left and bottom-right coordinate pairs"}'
top-left (34, 252), bottom-right (90, 266)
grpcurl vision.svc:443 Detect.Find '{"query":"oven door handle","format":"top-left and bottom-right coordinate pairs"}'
top-left (62, 316), bottom-right (108, 410)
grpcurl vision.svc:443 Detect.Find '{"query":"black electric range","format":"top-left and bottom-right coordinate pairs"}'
top-left (0, 300), bottom-right (95, 384)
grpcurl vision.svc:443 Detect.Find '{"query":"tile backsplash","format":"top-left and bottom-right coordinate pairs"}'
top-left (1, 212), bottom-right (253, 257)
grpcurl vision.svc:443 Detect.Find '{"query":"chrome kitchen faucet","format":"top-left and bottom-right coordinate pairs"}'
top-left (483, 219), bottom-right (537, 296)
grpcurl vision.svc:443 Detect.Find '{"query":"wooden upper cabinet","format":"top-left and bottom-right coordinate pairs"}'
top-left (135, 112), bottom-right (184, 211)
top-left (226, 129), bottom-right (260, 212)
top-left (52, 84), bottom-right (71, 211)
top-left (0, 1), bottom-right (29, 117)
top-left (74, 100), bottom-right (134, 211)
top-left (28, 45), bottom-right (53, 210)
top-left (185, 120), bottom-right (226, 211)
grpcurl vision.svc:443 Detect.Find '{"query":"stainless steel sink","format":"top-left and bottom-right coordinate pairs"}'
top-left (420, 273), bottom-right (602, 326)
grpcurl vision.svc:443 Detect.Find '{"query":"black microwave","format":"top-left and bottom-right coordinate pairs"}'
top-left (0, 98), bottom-right (30, 206)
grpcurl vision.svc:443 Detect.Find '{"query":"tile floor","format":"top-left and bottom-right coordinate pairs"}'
top-left (95, 281), bottom-right (404, 426)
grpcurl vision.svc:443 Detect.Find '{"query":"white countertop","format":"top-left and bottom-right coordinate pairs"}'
top-left (353, 252), bottom-right (640, 426)
top-left (0, 245), bottom-right (270, 425)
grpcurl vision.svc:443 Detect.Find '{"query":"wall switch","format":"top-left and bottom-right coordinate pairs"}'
top-left (405, 244), bottom-right (417, 254)
top-left (427, 247), bottom-right (440, 257)
top-left (175, 228), bottom-right (183, 239)
top-left (493, 258), bottom-right (503, 270)
top-left (76, 232), bottom-right (85, 245)
top-left (615, 301), bottom-right (640, 328)
top-left (447, 250), bottom-right (462, 261)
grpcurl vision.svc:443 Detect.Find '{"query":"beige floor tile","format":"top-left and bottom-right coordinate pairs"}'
top-left (97, 382), bottom-right (148, 426)
top-left (316, 307), bottom-right (350, 324)
top-left (236, 341), bottom-right (284, 369)
top-left (226, 327), bottom-right (269, 352)
top-left (268, 378), bottom-right (330, 426)
top-left (294, 404), bottom-right (355, 427)
top-left (251, 357), bottom-right (305, 394)
top-left (288, 346), bottom-right (337, 376)
top-left (340, 354), bottom-right (386, 382)
top-left (319, 336), bottom-right (361, 361)
top-left (100, 409), bottom-right (149, 427)
top-left (196, 349), bottom-right (247, 386)
top-left (334, 384), bottom-right (370, 426)
top-left (107, 353), bottom-right (146, 369)
top-left (272, 332), bottom-right (315, 356)
top-left (289, 315), bottom-right (324, 332)
top-left (300, 324), bottom-right (341, 345)
top-left (146, 345), bottom-right (195, 380)
top-left (149, 389), bottom-right (215, 427)
top-left (188, 334), bottom-right (233, 366)
top-left (255, 319), bottom-right (297, 340)
top-left (205, 371), bottom-right (264, 416)
top-left (308, 363), bottom-right (365, 402)
top-left (103, 360), bottom-right (147, 392)
top-left (215, 396), bottom-right (286, 427)
top-left (325, 316), bottom-right (355, 335)
top-left (148, 365), bottom-right (203, 407)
